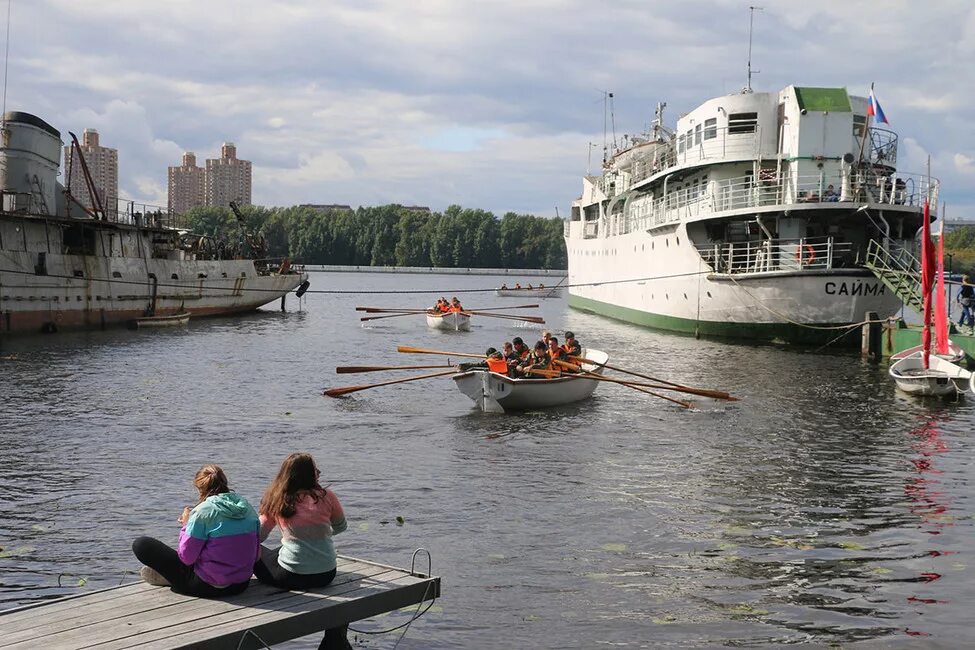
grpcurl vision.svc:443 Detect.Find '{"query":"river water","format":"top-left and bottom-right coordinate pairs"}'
top-left (1, 271), bottom-right (973, 648)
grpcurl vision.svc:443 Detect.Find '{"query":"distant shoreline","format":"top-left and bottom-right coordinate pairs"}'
top-left (304, 265), bottom-right (566, 277)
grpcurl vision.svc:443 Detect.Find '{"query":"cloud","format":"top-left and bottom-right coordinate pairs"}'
top-left (3, 0), bottom-right (972, 215)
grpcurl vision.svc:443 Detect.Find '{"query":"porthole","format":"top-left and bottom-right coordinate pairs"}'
top-left (112, 271), bottom-right (122, 278)
top-left (171, 273), bottom-right (179, 280)
top-left (707, 291), bottom-right (712, 298)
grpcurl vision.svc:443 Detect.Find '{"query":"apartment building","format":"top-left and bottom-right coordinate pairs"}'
top-left (63, 128), bottom-right (118, 216)
top-left (167, 152), bottom-right (206, 214)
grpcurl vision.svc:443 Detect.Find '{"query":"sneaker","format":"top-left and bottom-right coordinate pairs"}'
top-left (140, 566), bottom-right (170, 586)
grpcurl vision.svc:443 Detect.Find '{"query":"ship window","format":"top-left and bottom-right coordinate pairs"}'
top-left (707, 291), bottom-right (712, 298)
top-left (73, 270), bottom-right (84, 277)
top-left (240, 272), bottom-right (246, 277)
top-left (686, 129), bottom-right (693, 148)
top-left (198, 273), bottom-right (207, 279)
top-left (677, 134), bottom-right (685, 153)
top-left (171, 273), bottom-right (179, 280)
top-left (112, 271), bottom-right (122, 278)
top-left (728, 112), bottom-right (758, 134)
top-left (704, 118), bottom-right (717, 140)
top-left (676, 236), bottom-right (680, 245)
top-left (222, 272), bottom-right (228, 278)
top-left (694, 124), bottom-right (702, 146)
top-left (853, 114), bottom-right (866, 137)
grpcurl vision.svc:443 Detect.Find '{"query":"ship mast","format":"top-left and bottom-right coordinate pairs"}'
top-left (745, 5), bottom-right (763, 93)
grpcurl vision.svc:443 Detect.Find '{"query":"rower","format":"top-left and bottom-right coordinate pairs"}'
top-left (547, 337), bottom-right (568, 363)
top-left (486, 349), bottom-right (509, 375)
top-left (459, 347), bottom-right (497, 372)
top-left (500, 283), bottom-right (508, 290)
top-left (450, 297), bottom-right (463, 312)
top-left (515, 283), bottom-right (522, 289)
top-left (562, 330), bottom-right (582, 356)
top-left (516, 341), bottom-right (552, 378)
top-left (541, 330), bottom-right (552, 348)
top-left (511, 336), bottom-right (530, 360)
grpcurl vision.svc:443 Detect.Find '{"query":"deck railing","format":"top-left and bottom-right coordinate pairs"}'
top-left (696, 236), bottom-right (854, 275)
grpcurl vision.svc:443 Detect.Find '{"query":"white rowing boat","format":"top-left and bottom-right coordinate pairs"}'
top-left (131, 311), bottom-right (191, 329)
top-left (452, 349), bottom-right (608, 412)
top-left (495, 286), bottom-right (563, 298)
top-left (889, 353), bottom-right (973, 397)
top-left (426, 311), bottom-right (471, 332)
top-left (890, 340), bottom-right (966, 364)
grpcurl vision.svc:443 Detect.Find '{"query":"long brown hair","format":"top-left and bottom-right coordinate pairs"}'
top-left (194, 464), bottom-right (229, 504)
top-left (259, 453), bottom-right (324, 519)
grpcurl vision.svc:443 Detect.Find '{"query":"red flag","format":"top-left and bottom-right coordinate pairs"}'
top-left (935, 216), bottom-right (949, 355)
top-left (921, 200), bottom-right (934, 368)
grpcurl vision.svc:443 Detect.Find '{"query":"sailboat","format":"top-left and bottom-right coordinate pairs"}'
top-left (889, 203), bottom-right (973, 396)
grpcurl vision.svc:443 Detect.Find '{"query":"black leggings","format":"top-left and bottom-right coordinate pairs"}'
top-left (254, 546), bottom-right (350, 650)
top-left (132, 536), bottom-right (249, 598)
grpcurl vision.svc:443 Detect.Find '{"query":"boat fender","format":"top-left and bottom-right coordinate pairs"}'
top-left (295, 280), bottom-right (310, 298)
top-left (795, 244), bottom-right (816, 266)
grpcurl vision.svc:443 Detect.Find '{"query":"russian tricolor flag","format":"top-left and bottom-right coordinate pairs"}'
top-left (867, 88), bottom-right (889, 124)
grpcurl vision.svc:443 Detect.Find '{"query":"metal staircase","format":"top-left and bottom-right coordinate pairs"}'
top-left (864, 239), bottom-right (923, 313)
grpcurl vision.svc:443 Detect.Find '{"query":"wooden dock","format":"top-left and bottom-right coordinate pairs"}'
top-left (0, 555), bottom-right (440, 649)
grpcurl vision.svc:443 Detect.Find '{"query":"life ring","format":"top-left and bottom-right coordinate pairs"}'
top-left (795, 244), bottom-right (816, 266)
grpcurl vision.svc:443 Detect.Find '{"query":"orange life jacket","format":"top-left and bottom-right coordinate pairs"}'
top-left (451, 305), bottom-right (462, 312)
top-left (487, 357), bottom-right (509, 374)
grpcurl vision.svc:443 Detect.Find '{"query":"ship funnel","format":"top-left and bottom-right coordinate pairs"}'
top-left (0, 112), bottom-right (62, 216)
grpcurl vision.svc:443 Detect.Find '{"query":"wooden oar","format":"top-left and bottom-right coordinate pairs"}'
top-left (465, 311), bottom-right (545, 324)
top-left (357, 304), bottom-right (540, 312)
top-left (552, 360), bottom-right (711, 397)
top-left (360, 308), bottom-right (429, 314)
top-left (360, 312), bottom-right (424, 322)
top-left (397, 345), bottom-right (484, 359)
top-left (567, 356), bottom-right (736, 401)
top-left (527, 367), bottom-right (690, 408)
top-left (324, 369), bottom-right (457, 397)
top-left (335, 364), bottom-right (457, 374)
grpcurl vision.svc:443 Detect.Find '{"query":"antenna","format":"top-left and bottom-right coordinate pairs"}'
top-left (609, 92), bottom-right (617, 151)
top-left (587, 142), bottom-right (598, 175)
top-left (1, 0), bottom-right (11, 126)
top-left (600, 90), bottom-right (610, 164)
top-left (746, 6), bottom-right (763, 93)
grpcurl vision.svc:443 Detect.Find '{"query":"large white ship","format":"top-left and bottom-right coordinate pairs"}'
top-left (0, 112), bottom-right (308, 335)
top-left (564, 85), bottom-right (936, 345)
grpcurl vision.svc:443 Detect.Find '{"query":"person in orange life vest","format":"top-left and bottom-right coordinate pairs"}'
top-left (539, 283), bottom-right (545, 289)
top-left (459, 347), bottom-right (496, 372)
top-left (450, 297), bottom-right (463, 312)
top-left (516, 341), bottom-right (551, 378)
top-left (541, 330), bottom-right (552, 348)
top-left (511, 337), bottom-right (530, 360)
top-left (486, 350), bottom-right (509, 375)
top-left (527, 283), bottom-right (534, 289)
top-left (562, 331), bottom-right (582, 357)
top-left (501, 341), bottom-right (520, 375)
top-left (547, 337), bottom-right (568, 363)
top-left (514, 283), bottom-right (522, 289)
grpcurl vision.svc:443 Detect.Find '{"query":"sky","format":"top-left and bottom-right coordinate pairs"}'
top-left (6, 0), bottom-right (975, 218)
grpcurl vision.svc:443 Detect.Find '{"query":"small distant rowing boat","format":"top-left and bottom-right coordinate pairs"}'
top-left (426, 311), bottom-right (471, 332)
top-left (889, 353), bottom-right (973, 397)
top-left (131, 312), bottom-right (191, 329)
top-left (452, 349), bottom-right (608, 412)
top-left (496, 286), bottom-right (563, 298)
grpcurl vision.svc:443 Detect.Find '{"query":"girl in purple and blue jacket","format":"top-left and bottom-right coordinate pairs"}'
top-left (133, 464), bottom-right (259, 597)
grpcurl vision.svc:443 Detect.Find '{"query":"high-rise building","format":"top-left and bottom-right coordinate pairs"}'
top-left (205, 142), bottom-right (252, 209)
top-left (63, 128), bottom-right (118, 217)
top-left (167, 152), bottom-right (206, 214)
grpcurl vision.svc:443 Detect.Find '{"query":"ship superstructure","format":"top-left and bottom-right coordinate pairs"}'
top-left (565, 86), bottom-right (936, 344)
top-left (0, 112), bottom-right (307, 334)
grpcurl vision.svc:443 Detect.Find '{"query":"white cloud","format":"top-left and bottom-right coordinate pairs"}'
top-left (3, 0), bottom-right (972, 216)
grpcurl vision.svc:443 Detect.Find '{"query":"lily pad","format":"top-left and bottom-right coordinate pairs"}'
top-left (652, 614), bottom-right (677, 624)
top-left (395, 516), bottom-right (405, 526)
top-left (601, 543), bottom-right (626, 552)
top-left (838, 541), bottom-right (866, 551)
top-left (76, 577), bottom-right (88, 587)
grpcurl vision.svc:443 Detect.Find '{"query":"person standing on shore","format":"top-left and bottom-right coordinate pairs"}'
top-left (958, 275), bottom-right (975, 331)
top-left (132, 465), bottom-right (260, 597)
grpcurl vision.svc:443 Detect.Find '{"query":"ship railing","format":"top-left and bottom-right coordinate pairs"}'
top-left (253, 257), bottom-right (307, 276)
top-left (696, 236), bottom-right (854, 275)
top-left (622, 126), bottom-right (764, 188)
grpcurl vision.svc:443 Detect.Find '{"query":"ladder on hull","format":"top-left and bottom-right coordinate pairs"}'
top-left (864, 239), bottom-right (923, 314)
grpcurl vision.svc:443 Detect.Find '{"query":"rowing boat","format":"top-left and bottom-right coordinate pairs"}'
top-left (426, 311), bottom-right (471, 332)
top-left (889, 353), bottom-right (973, 397)
top-left (452, 349), bottom-right (608, 412)
top-left (495, 286), bottom-right (563, 298)
top-left (131, 311), bottom-right (191, 329)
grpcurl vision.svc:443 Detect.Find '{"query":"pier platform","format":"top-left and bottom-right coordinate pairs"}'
top-left (0, 555), bottom-right (440, 649)
top-left (884, 321), bottom-right (975, 361)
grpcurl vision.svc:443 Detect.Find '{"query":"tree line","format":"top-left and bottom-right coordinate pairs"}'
top-left (942, 225), bottom-right (975, 276)
top-left (181, 204), bottom-right (567, 269)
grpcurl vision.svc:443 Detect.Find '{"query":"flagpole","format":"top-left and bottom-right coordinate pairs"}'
top-left (854, 82), bottom-right (874, 202)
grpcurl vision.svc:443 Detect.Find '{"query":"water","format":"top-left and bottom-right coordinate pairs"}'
top-left (1, 271), bottom-right (973, 648)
